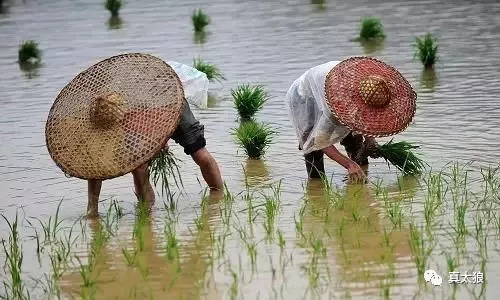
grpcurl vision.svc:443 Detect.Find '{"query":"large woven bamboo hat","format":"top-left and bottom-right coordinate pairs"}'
top-left (325, 57), bottom-right (417, 137)
top-left (45, 53), bottom-right (185, 180)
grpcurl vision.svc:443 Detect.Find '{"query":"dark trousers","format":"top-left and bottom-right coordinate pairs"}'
top-left (303, 132), bottom-right (368, 179)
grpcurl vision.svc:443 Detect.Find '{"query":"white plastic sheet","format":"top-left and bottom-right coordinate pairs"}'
top-left (167, 61), bottom-right (209, 109)
top-left (285, 61), bottom-right (351, 154)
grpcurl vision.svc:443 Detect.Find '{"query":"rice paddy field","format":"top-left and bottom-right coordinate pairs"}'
top-left (1, 0), bottom-right (500, 299)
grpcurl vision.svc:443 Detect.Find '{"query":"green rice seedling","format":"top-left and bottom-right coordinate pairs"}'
top-left (75, 256), bottom-right (96, 296)
top-left (375, 139), bottom-right (426, 175)
top-left (231, 84), bottom-right (270, 121)
top-left (445, 252), bottom-right (459, 273)
top-left (423, 172), bottom-right (446, 226)
top-left (164, 221), bottom-right (179, 261)
top-left (18, 40), bottom-right (41, 64)
top-left (408, 224), bottom-right (433, 278)
top-left (309, 234), bottom-right (327, 258)
top-left (358, 17), bottom-right (385, 41)
top-left (35, 199), bottom-right (64, 244)
top-left (277, 229), bottom-right (286, 252)
top-left (229, 269), bottom-right (239, 300)
top-left (233, 121), bottom-right (276, 159)
top-left (192, 57), bottom-right (225, 82)
top-left (261, 188), bottom-right (281, 237)
top-left (121, 247), bottom-right (137, 266)
top-left (105, 0), bottom-right (122, 17)
top-left (1, 213), bottom-right (30, 300)
top-left (383, 192), bottom-right (403, 229)
top-left (473, 215), bottom-right (488, 259)
top-left (133, 202), bottom-right (150, 252)
top-left (414, 33), bottom-right (438, 69)
top-left (192, 9), bottom-right (210, 33)
top-left (302, 254), bottom-right (320, 290)
top-left (320, 173), bottom-right (345, 210)
top-left (454, 202), bottom-right (468, 237)
top-left (149, 148), bottom-right (183, 202)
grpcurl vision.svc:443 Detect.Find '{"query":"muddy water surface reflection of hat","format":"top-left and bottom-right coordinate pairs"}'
top-left (45, 53), bottom-right (185, 180)
top-left (325, 57), bottom-right (417, 137)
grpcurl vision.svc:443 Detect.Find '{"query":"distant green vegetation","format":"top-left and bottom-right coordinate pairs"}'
top-left (192, 58), bottom-right (225, 82)
top-left (105, 0), bottom-right (122, 17)
top-left (18, 40), bottom-right (41, 64)
top-left (358, 17), bottom-right (385, 41)
top-left (192, 9), bottom-right (210, 33)
top-left (415, 33), bottom-right (438, 68)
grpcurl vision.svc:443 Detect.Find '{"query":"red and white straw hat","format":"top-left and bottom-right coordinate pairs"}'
top-left (325, 57), bottom-right (417, 137)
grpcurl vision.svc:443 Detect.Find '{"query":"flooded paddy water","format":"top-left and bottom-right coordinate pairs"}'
top-left (1, 0), bottom-right (500, 299)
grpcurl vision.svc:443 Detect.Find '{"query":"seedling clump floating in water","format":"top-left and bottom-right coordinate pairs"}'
top-left (105, 0), bottom-right (122, 17)
top-left (233, 121), bottom-right (276, 159)
top-left (192, 9), bottom-right (210, 33)
top-left (358, 17), bottom-right (385, 41)
top-left (192, 57), bottom-right (225, 82)
top-left (232, 84), bottom-right (270, 121)
top-left (414, 33), bottom-right (438, 69)
top-left (18, 40), bottom-right (41, 65)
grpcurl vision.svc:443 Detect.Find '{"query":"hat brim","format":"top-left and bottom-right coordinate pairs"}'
top-left (45, 53), bottom-right (185, 180)
top-left (325, 57), bottom-right (417, 137)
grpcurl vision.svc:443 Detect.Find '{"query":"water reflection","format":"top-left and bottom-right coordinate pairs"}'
top-left (420, 68), bottom-right (438, 92)
top-left (311, 0), bottom-right (327, 11)
top-left (243, 159), bottom-right (270, 188)
top-left (359, 39), bottom-right (385, 55)
top-left (194, 31), bottom-right (208, 44)
top-left (107, 16), bottom-right (123, 30)
top-left (19, 62), bottom-right (40, 79)
top-left (60, 194), bottom-right (223, 299)
top-left (207, 92), bottom-right (217, 108)
top-left (301, 174), bottom-right (416, 293)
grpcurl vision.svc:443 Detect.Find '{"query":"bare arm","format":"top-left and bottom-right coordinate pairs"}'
top-left (322, 145), bottom-right (366, 181)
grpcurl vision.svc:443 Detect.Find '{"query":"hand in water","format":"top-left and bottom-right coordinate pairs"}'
top-left (347, 162), bottom-right (366, 183)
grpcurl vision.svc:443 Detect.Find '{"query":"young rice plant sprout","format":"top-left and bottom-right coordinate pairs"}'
top-left (192, 58), bottom-right (225, 82)
top-left (414, 33), bottom-right (438, 69)
top-left (231, 84), bottom-right (270, 121)
top-left (233, 121), bottom-right (276, 159)
top-left (192, 9), bottom-right (210, 33)
top-left (18, 40), bottom-right (41, 64)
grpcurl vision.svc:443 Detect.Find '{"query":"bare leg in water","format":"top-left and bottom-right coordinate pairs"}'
top-left (87, 163), bottom-right (155, 217)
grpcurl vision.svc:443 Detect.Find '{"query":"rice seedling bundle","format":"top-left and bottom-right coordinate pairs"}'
top-left (192, 58), bottom-right (225, 82)
top-left (149, 148), bottom-right (183, 196)
top-left (231, 84), bottom-right (270, 121)
top-left (233, 121), bottom-right (276, 159)
top-left (359, 17), bottom-right (385, 41)
top-left (18, 40), bottom-right (41, 64)
top-left (373, 139), bottom-right (426, 175)
top-left (414, 33), bottom-right (438, 68)
top-left (192, 9), bottom-right (210, 33)
top-left (105, 0), bottom-right (122, 17)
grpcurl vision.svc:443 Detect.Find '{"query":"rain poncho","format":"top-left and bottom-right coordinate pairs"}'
top-left (285, 61), bottom-right (351, 154)
top-left (167, 61), bottom-right (209, 108)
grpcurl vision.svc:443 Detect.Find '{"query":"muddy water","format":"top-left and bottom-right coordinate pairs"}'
top-left (0, 0), bottom-right (500, 299)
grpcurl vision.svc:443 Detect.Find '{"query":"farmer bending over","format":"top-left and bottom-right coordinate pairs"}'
top-left (285, 57), bottom-right (416, 182)
top-left (45, 53), bottom-right (223, 217)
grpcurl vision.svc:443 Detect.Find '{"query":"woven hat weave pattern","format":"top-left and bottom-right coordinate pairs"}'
top-left (325, 57), bottom-right (417, 137)
top-left (45, 53), bottom-right (185, 180)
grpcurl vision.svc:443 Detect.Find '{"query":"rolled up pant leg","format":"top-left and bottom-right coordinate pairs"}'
top-left (304, 150), bottom-right (325, 179)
